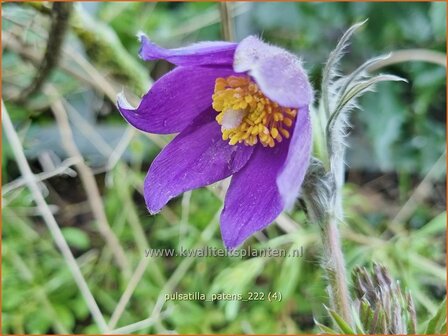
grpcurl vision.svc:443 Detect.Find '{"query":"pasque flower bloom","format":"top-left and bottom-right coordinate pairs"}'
top-left (118, 35), bottom-right (313, 249)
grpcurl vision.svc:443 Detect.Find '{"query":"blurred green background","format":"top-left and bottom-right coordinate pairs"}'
top-left (2, 1), bottom-right (446, 334)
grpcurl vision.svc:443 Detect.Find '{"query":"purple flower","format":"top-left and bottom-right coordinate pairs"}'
top-left (117, 35), bottom-right (313, 249)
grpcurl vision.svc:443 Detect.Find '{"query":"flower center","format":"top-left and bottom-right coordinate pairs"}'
top-left (212, 75), bottom-right (297, 147)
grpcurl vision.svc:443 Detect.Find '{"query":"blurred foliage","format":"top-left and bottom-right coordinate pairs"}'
top-left (2, 1), bottom-right (446, 334)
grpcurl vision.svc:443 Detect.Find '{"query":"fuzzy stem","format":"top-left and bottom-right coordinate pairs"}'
top-left (306, 94), bottom-right (351, 325)
top-left (321, 212), bottom-right (352, 324)
top-left (333, 148), bottom-right (346, 218)
top-left (304, 188), bottom-right (352, 325)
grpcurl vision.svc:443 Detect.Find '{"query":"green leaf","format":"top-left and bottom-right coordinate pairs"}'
top-left (339, 53), bottom-right (392, 98)
top-left (425, 297), bottom-right (447, 334)
top-left (314, 319), bottom-right (339, 334)
top-left (360, 300), bottom-right (373, 328)
top-left (415, 212), bottom-right (446, 237)
top-left (327, 307), bottom-right (356, 334)
top-left (321, 19), bottom-right (368, 116)
top-left (429, 2), bottom-right (446, 41)
top-left (53, 304), bottom-right (75, 332)
top-left (25, 310), bottom-right (52, 334)
top-left (274, 239), bottom-right (303, 299)
top-left (335, 74), bottom-right (407, 116)
top-left (61, 227), bottom-right (91, 250)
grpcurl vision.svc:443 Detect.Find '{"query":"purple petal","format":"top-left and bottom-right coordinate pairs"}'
top-left (233, 36), bottom-right (313, 108)
top-left (220, 143), bottom-right (290, 249)
top-left (139, 34), bottom-right (237, 66)
top-left (117, 66), bottom-right (235, 134)
top-left (277, 106), bottom-right (312, 209)
top-left (145, 110), bottom-right (254, 213)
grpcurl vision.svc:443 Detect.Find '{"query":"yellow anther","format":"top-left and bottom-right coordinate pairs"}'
top-left (280, 128), bottom-right (290, 138)
top-left (283, 118), bottom-right (293, 127)
top-left (212, 75), bottom-right (298, 147)
top-left (229, 137), bottom-right (239, 145)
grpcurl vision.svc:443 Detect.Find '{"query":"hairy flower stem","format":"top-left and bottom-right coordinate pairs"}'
top-left (321, 213), bottom-right (352, 324)
top-left (304, 187), bottom-right (352, 326)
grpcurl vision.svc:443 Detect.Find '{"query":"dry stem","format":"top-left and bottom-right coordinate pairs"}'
top-left (2, 101), bottom-right (108, 332)
top-left (47, 88), bottom-right (131, 278)
top-left (16, 2), bottom-right (72, 102)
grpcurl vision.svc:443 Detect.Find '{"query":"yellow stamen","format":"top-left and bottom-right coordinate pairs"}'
top-left (212, 75), bottom-right (298, 147)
